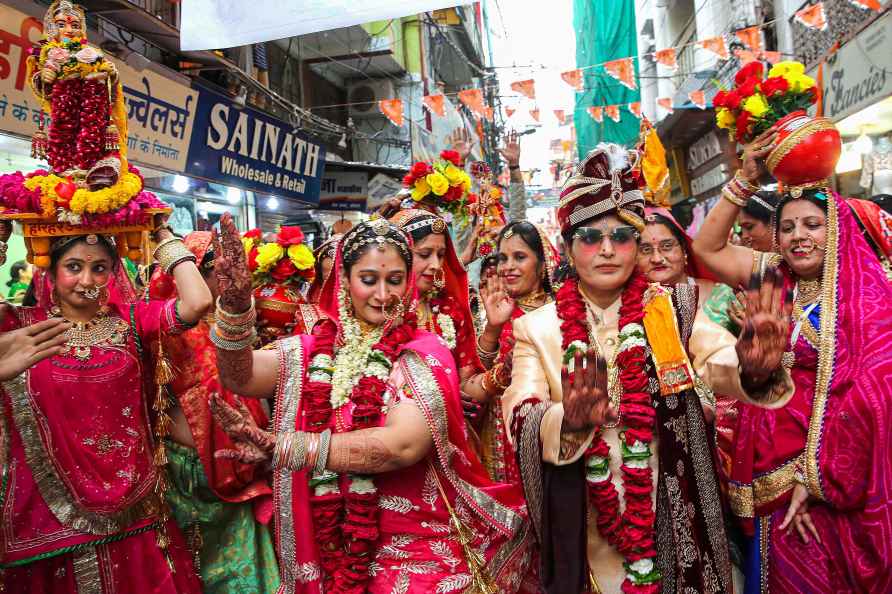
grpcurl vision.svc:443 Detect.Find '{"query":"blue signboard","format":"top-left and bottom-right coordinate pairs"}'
top-left (186, 85), bottom-right (325, 205)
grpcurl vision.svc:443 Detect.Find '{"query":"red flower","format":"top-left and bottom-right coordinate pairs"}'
top-left (410, 161), bottom-right (432, 177)
top-left (277, 225), bottom-right (305, 246)
top-left (243, 228), bottom-right (262, 240)
top-left (247, 247), bottom-right (258, 271)
top-left (440, 150), bottom-right (462, 166)
top-left (402, 173), bottom-right (415, 187)
top-left (445, 184), bottom-right (464, 202)
top-left (735, 61), bottom-right (764, 86)
top-left (724, 89), bottom-right (742, 110)
top-left (713, 90), bottom-right (729, 108)
top-left (270, 257), bottom-right (297, 281)
top-left (737, 77), bottom-right (759, 98)
top-left (736, 110), bottom-right (751, 141)
top-left (761, 76), bottom-right (789, 97)
top-left (806, 86), bottom-right (819, 104)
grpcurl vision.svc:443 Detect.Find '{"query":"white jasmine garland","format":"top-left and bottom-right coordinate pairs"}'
top-left (436, 313), bottom-right (457, 350)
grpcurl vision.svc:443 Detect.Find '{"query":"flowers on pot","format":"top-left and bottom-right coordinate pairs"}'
top-left (714, 60), bottom-right (818, 143)
top-left (402, 150), bottom-right (472, 216)
top-left (248, 226), bottom-right (315, 286)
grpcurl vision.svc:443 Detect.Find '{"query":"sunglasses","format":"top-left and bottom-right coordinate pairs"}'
top-left (572, 226), bottom-right (639, 246)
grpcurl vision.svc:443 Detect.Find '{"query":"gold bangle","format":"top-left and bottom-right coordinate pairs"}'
top-left (734, 170), bottom-right (760, 194)
top-left (722, 185), bottom-right (748, 208)
top-left (154, 238), bottom-right (196, 274)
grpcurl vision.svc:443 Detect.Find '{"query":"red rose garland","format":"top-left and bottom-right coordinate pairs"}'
top-left (555, 273), bottom-right (661, 593)
top-left (301, 310), bottom-right (417, 593)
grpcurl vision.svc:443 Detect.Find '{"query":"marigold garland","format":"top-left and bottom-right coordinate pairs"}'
top-left (555, 273), bottom-right (661, 593)
top-left (23, 169), bottom-right (143, 215)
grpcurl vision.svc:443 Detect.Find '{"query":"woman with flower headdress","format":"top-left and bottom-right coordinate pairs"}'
top-left (208, 215), bottom-right (534, 594)
top-left (501, 142), bottom-right (802, 594)
top-left (146, 231), bottom-right (280, 594)
top-left (692, 66), bottom-right (892, 591)
top-left (0, 223), bottom-right (213, 593)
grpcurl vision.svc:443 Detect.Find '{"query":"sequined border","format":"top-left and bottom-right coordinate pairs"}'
top-left (759, 516), bottom-right (771, 594)
top-left (72, 546), bottom-right (103, 594)
top-left (2, 374), bottom-right (154, 535)
top-left (805, 196), bottom-right (839, 501)
top-left (727, 455), bottom-right (802, 518)
top-left (402, 351), bottom-right (523, 539)
top-left (273, 335), bottom-right (304, 594)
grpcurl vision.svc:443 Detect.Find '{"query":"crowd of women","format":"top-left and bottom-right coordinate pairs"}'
top-left (2, 107), bottom-right (892, 594)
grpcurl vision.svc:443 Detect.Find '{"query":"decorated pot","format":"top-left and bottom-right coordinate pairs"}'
top-left (254, 282), bottom-right (303, 342)
top-left (765, 111), bottom-right (841, 188)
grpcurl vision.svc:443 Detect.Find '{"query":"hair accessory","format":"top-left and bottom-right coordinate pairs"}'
top-left (503, 227), bottom-right (515, 239)
top-left (85, 234), bottom-right (98, 245)
top-left (343, 220), bottom-right (410, 258)
top-left (749, 194), bottom-right (776, 213)
top-left (402, 215), bottom-right (447, 235)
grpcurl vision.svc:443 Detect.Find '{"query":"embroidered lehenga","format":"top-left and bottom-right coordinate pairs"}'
top-left (0, 267), bottom-right (201, 593)
top-left (148, 231), bottom-right (279, 594)
top-left (250, 228), bottom-right (534, 593)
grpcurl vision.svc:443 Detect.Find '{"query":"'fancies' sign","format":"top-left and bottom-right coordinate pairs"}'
top-left (186, 86), bottom-right (325, 205)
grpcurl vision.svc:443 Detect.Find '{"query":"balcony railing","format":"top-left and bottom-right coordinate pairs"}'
top-left (674, 17), bottom-right (698, 79)
top-left (790, 0), bottom-right (879, 69)
top-left (124, 0), bottom-right (178, 29)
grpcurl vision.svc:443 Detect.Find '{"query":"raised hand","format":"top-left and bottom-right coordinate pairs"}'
top-left (210, 393), bottom-right (275, 464)
top-left (739, 127), bottom-right (777, 185)
top-left (735, 267), bottom-right (793, 387)
top-left (561, 348), bottom-right (616, 433)
top-left (480, 273), bottom-right (515, 328)
top-left (213, 212), bottom-right (253, 313)
top-left (497, 130), bottom-right (521, 168)
top-left (449, 128), bottom-right (475, 163)
top-left (0, 318), bottom-right (71, 381)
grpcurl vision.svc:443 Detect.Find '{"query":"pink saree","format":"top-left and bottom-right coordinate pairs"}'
top-left (728, 195), bottom-right (892, 592)
top-left (0, 268), bottom-right (200, 593)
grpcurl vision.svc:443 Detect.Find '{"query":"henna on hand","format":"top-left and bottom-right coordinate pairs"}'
top-left (326, 431), bottom-right (398, 474)
top-left (561, 348), bottom-right (614, 434)
top-left (210, 393), bottom-right (274, 464)
top-left (736, 267), bottom-right (792, 389)
top-left (214, 212), bottom-right (253, 313)
top-left (217, 346), bottom-right (254, 393)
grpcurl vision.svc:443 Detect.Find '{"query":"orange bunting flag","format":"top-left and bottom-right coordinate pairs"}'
top-left (847, 0), bottom-right (881, 10)
top-left (735, 49), bottom-right (759, 65)
top-left (688, 91), bottom-right (706, 110)
top-left (505, 107), bottom-right (516, 118)
top-left (422, 94), bottom-right (445, 117)
top-left (603, 58), bottom-right (637, 90)
top-left (628, 102), bottom-right (642, 119)
top-left (761, 51), bottom-right (782, 64)
top-left (458, 88), bottom-right (485, 115)
top-left (699, 36), bottom-right (729, 60)
top-left (653, 48), bottom-right (677, 71)
top-left (735, 26), bottom-right (763, 52)
top-left (588, 106), bottom-right (603, 123)
top-left (795, 2), bottom-right (828, 30)
top-left (605, 105), bottom-right (621, 122)
top-left (511, 79), bottom-right (536, 100)
top-left (554, 109), bottom-right (566, 125)
top-left (378, 99), bottom-right (404, 127)
top-left (529, 108), bottom-right (540, 122)
top-left (657, 97), bottom-right (674, 114)
top-left (561, 69), bottom-right (584, 91)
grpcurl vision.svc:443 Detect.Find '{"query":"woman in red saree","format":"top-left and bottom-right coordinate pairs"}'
top-left (0, 228), bottom-right (212, 593)
top-left (693, 135), bottom-right (892, 593)
top-left (147, 231), bottom-right (279, 593)
top-left (208, 215), bottom-right (534, 594)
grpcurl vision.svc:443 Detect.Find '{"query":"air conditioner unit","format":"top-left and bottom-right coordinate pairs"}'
top-left (347, 79), bottom-right (396, 119)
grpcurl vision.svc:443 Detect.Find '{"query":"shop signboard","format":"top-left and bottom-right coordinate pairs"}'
top-left (0, 3), bottom-right (197, 173)
top-left (187, 85), bottom-right (325, 205)
top-left (319, 170), bottom-right (367, 211)
top-left (817, 11), bottom-right (892, 123)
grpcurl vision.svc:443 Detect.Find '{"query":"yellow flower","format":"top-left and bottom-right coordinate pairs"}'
top-left (287, 244), bottom-right (315, 270)
top-left (460, 172), bottom-right (471, 193)
top-left (411, 177), bottom-right (430, 201)
top-left (787, 73), bottom-right (816, 93)
top-left (716, 107), bottom-right (736, 129)
top-left (743, 94), bottom-right (770, 118)
top-left (241, 236), bottom-right (255, 255)
top-left (255, 243), bottom-right (284, 272)
top-left (767, 61), bottom-right (805, 79)
top-left (426, 172), bottom-right (449, 196)
top-left (443, 164), bottom-right (465, 186)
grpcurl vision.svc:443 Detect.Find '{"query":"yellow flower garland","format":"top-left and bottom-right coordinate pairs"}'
top-left (23, 170), bottom-right (143, 215)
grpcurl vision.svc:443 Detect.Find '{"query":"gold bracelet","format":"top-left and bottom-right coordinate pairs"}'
top-left (154, 238), bottom-right (196, 274)
top-left (722, 185), bottom-right (749, 208)
top-left (734, 170), bottom-right (760, 194)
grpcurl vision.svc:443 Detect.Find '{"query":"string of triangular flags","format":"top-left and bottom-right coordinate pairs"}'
top-left (375, 1), bottom-right (875, 127)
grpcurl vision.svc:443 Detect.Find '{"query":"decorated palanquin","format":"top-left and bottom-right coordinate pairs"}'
top-left (242, 226), bottom-right (318, 346)
top-left (0, 0), bottom-right (168, 266)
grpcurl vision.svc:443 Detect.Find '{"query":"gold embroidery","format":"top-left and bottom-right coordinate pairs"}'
top-left (663, 416), bottom-right (688, 454)
top-left (759, 516), bottom-right (771, 594)
top-left (665, 475), bottom-right (697, 570)
top-left (805, 197), bottom-right (840, 502)
top-left (4, 374), bottom-right (154, 535)
top-left (727, 455), bottom-right (803, 518)
top-left (72, 546), bottom-right (103, 594)
top-left (727, 482), bottom-right (754, 518)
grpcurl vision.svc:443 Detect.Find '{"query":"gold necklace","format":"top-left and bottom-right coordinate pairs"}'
top-left (795, 278), bottom-right (822, 306)
top-left (516, 288), bottom-right (546, 312)
top-left (52, 306), bottom-right (129, 361)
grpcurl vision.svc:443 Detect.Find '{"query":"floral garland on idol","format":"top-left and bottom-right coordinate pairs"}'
top-left (555, 272), bottom-right (661, 593)
top-left (402, 150), bottom-right (472, 219)
top-left (243, 226), bottom-right (315, 286)
top-left (714, 60), bottom-right (818, 143)
top-left (300, 284), bottom-right (417, 593)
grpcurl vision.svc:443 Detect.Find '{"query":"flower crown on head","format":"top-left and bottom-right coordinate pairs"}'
top-left (402, 150), bottom-right (472, 216)
top-left (245, 226), bottom-right (315, 286)
top-left (714, 60), bottom-right (818, 144)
